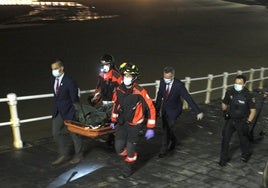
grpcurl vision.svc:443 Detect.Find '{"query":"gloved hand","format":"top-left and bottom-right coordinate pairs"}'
top-left (223, 110), bottom-right (230, 120)
top-left (110, 122), bottom-right (116, 129)
top-left (246, 120), bottom-right (254, 132)
top-left (246, 120), bottom-right (254, 128)
top-left (145, 129), bottom-right (154, 140)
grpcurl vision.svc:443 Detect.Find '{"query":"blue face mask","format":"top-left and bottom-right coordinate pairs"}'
top-left (234, 84), bottom-right (243, 92)
top-left (123, 76), bottom-right (132, 86)
top-left (52, 69), bottom-right (61, 77)
top-left (164, 78), bottom-right (172, 84)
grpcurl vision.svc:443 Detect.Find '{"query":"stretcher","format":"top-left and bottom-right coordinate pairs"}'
top-left (64, 120), bottom-right (115, 138)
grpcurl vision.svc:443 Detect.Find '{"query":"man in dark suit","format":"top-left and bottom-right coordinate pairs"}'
top-left (51, 59), bottom-right (83, 165)
top-left (155, 66), bottom-right (204, 158)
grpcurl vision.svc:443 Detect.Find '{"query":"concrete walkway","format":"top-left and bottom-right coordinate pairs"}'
top-left (0, 99), bottom-right (267, 188)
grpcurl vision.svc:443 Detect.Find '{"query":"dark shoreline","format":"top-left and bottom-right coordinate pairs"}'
top-left (0, 6), bottom-right (33, 22)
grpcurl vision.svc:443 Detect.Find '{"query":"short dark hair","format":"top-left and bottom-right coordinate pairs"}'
top-left (235, 74), bottom-right (247, 83)
top-left (52, 59), bottom-right (64, 67)
top-left (163, 66), bottom-right (175, 75)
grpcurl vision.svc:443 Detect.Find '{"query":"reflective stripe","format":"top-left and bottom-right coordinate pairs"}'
top-left (119, 148), bottom-right (127, 157)
top-left (102, 101), bottom-right (114, 105)
top-left (94, 92), bottom-right (100, 97)
top-left (125, 152), bottom-right (138, 163)
top-left (148, 119), bottom-right (155, 124)
top-left (147, 119), bottom-right (156, 128)
top-left (112, 113), bottom-right (118, 118)
top-left (137, 118), bottom-right (144, 124)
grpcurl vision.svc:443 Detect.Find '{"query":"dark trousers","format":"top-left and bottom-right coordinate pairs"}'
top-left (160, 114), bottom-right (177, 154)
top-left (115, 123), bottom-right (142, 158)
top-left (220, 119), bottom-right (251, 161)
top-left (52, 113), bottom-right (83, 157)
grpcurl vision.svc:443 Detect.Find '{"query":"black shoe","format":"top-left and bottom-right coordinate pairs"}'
top-left (158, 152), bottom-right (168, 158)
top-left (168, 140), bottom-right (178, 151)
top-left (218, 156), bottom-right (231, 167)
top-left (241, 154), bottom-right (251, 163)
top-left (241, 157), bottom-right (248, 163)
top-left (218, 160), bottom-right (227, 167)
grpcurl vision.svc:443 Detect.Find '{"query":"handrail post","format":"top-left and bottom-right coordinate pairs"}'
top-left (78, 88), bottom-right (81, 98)
top-left (248, 68), bottom-right (254, 92)
top-left (154, 80), bottom-right (160, 100)
top-left (259, 67), bottom-right (265, 89)
top-left (183, 77), bottom-right (191, 109)
top-left (205, 74), bottom-right (213, 104)
top-left (237, 70), bottom-right (242, 75)
top-left (7, 93), bottom-right (23, 149)
top-left (222, 72), bottom-right (228, 99)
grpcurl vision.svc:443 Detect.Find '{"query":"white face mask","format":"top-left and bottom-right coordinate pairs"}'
top-left (52, 69), bottom-right (62, 77)
top-left (101, 65), bottom-right (110, 73)
top-left (234, 84), bottom-right (243, 92)
top-left (123, 76), bottom-right (133, 86)
top-left (164, 78), bottom-right (172, 84)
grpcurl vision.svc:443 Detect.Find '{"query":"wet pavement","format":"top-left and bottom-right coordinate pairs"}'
top-left (1, 98), bottom-right (268, 188)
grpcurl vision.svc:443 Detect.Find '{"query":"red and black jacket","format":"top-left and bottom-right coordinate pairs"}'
top-left (95, 69), bottom-right (122, 101)
top-left (111, 82), bottom-right (156, 129)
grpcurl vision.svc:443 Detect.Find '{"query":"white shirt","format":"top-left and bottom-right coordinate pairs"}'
top-left (165, 80), bottom-right (173, 94)
top-left (54, 73), bottom-right (64, 93)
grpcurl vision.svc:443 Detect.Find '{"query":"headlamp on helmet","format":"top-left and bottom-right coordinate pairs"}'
top-left (100, 54), bottom-right (114, 65)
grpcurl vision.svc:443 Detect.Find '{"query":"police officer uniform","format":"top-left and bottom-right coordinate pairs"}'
top-left (219, 87), bottom-right (256, 166)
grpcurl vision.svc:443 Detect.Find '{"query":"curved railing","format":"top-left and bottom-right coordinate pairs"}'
top-left (1, 67), bottom-right (267, 148)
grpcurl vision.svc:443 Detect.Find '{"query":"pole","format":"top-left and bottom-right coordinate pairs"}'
top-left (183, 77), bottom-right (191, 109)
top-left (222, 72), bottom-right (228, 99)
top-left (205, 74), bottom-right (213, 104)
top-left (7, 93), bottom-right (23, 149)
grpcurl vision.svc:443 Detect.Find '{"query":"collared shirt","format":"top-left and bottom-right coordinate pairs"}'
top-left (54, 73), bottom-right (64, 93)
top-left (165, 80), bottom-right (174, 95)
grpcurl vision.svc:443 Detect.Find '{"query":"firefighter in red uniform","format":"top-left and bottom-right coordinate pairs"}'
top-left (90, 54), bottom-right (122, 146)
top-left (91, 54), bottom-right (122, 105)
top-left (110, 62), bottom-right (156, 178)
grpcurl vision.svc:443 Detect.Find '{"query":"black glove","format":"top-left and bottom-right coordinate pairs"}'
top-left (246, 120), bottom-right (254, 129)
top-left (246, 120), bottom-right (254, 132)
top-left (223, 110), bottom-right (230, 120)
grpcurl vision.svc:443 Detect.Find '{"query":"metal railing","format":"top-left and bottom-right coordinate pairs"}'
top-left (1, 67), bottom-right (267, 149)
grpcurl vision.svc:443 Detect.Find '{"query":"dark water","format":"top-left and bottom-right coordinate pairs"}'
top-left (1, 0), bottom-right (268, 144)
top-left (1, 0), bottom-right (268, 96)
